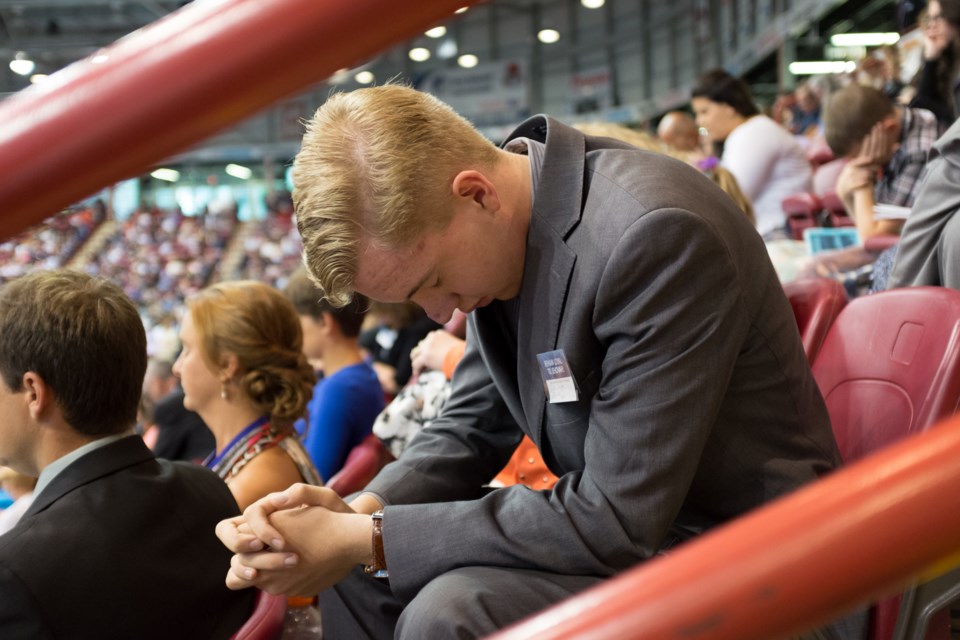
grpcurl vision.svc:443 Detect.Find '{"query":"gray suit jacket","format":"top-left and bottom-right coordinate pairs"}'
top-left (365, 116), bottom-right (840, 604)
top-left (0, 436), bottom-right (254, 639)
top-left (888, 117), bottom-right (960, 289)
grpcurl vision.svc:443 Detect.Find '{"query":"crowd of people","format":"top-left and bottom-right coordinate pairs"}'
top-left (3, 4), bottom-right (960, 637)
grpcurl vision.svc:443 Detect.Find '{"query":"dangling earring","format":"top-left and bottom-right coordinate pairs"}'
top-left (220, 382), bottom-right (229, 400)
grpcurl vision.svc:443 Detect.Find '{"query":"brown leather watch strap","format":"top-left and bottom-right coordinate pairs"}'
top-left (364, 510), bottom-right (388, 578)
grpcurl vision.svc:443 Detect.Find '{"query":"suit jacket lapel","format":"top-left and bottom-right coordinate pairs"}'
top-left (506, 116), bottom-right (585, 447)
top-left (24, 436), bottom-right (155, 518)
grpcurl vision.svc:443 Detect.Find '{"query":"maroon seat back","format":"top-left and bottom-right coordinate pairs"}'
top-left (326, 434), bottom-right (395, 497)
top-left (782, 192), bottom-right (822, 241)
top-left (230, 590), bottom-right (286, 640)
top-left (811, 287), bottom-right (960, 640)
top-left (783, 278), bottom-right (848, 363)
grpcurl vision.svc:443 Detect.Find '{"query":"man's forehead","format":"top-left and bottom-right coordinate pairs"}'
top-left (355, 239), bottom-right (429, 302)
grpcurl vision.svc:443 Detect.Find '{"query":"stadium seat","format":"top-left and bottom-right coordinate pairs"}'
top-left (820, 191), bottom-right (856, 229)
top-left (230, 590), bottom-right (286, 640)
top-left (783, 278), bottom-right (847, 363)
top-left (782, 192), bottom-right (822, 241)
top-left (325, 434), bottom-right (395, 497)
top-left (812, 287), bottom-right (960, 639)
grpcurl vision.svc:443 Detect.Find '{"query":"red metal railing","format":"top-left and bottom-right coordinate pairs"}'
top-left (489, 414), bottom-right (960, 640)
top-left (0, 0), bottom-right (474, 241)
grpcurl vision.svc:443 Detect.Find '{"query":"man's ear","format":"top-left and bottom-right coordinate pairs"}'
top-left (451, 170), bottom-right (501, 213)
top-left (22, 372), bottom-right (53, 420)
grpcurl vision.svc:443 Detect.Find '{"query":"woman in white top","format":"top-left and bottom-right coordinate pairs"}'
top-left (692, 69), bottom-right (813, 239)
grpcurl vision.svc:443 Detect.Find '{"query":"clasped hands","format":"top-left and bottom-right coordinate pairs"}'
top-left (215, 484), bottom-right (374, 597)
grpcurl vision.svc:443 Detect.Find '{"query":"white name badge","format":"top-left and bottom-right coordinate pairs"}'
top-left (536, 349), bottom-right (580, 404)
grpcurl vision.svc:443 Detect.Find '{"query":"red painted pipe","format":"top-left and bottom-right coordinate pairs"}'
top-left (489, 414), bottom-right (960, 640)
top-left (0, 0), bottom-right (474, 240)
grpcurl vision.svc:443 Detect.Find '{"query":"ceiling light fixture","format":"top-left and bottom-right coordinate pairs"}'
top-left (581, 0), bottom-right (605, 8)
top-left (538, 29), bottom-right (561, 44)
top-left (426, 26), bottom-right (447, 38)
top-left (9, 52), bottom-right (35, 76)
top-left (457, 54), bottom-right (479, 68)
top-left (355, 70), bottom-right (375, 84)
top-left (151, 168), bottom-right (180, 182)
top-left (455, 7), bottom-right (468, 13)
top-left (29, 73), bottom-right (49, 84)
top-left (225, 163), bottom-right (253, 180)
top-left (409, 47), bottom-right (431, 62)
top-left (788, 60), bottom-right (857, 75)
top-left (437, 39), bottom-right (458, 59)
top-left (830, 32), bottom-right (901, 47)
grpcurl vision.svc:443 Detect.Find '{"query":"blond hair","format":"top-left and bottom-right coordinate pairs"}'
top-left (186, 281), bottom-right (315, 427)
top-left (293, 84), bottom-right (501, 306)
top-left (573, 122), bottom-right (755, 224)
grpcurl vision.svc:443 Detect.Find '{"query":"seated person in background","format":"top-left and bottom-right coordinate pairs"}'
top-left (284, 267), bottom-right (384, 481)
top-left (573, 121), bottom-right (755, 225)
top-left (174, 280), bottom-right (321, 510)
top-left (0, 467), bottom-right (36, 536)
top-left (800, 84), bottom-right (940, 290)
top-left (411, 330), bottom-right (558, 490)
top-left (217, 85), bottom-right (855, 639)
top-left (142, 358), bottom-right (215, 463)
top-left (888, 115), bottom-right (960, 290)
top-left (692, 68), bottom-right (813, 240)
top-left (824, 84), bottom-right (940, 243)
top-left (656, 110), bottom-right (703, 155)
top-left (360, 301), bottom-right (439, 396)
top-left (0, 270), bottom-right (253, 638)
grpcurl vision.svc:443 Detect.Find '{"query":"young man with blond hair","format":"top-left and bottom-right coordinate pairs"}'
top-left (218, 85), bottom-right (857, 639)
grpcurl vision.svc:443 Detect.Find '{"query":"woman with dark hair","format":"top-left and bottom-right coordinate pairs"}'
top-left (692, 69), bottom-right (813, 240)
top-left (910, 0), bottom-right (960, 127)
top-left (174, 280), bottom-right (321, 510)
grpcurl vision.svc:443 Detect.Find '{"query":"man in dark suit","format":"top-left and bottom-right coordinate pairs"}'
top-left (0, 270), bottom-right (254, 639)
top-left (216, 85), bottom-right (857, 638)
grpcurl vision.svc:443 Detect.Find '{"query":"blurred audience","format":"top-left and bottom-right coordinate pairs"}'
top-left (142, 358), bottom-right (215, 464)
top-left (692, 69), bottom-right (813, 239)
top-left (0, 203), bottom-right (104, 283)
top-left (284, 268), bottom-right (384, 481)
top-left (360, 302), bottom-right (440, 397)
top-left (910, 0), bottom-right (960, 128)
top-left (174, 280), bottom-right (321, 510)
top-left (0, 270), bottom-right (253, 638)
top-left (0, 468), bottom-right (36, 537)
top-left (656, 111), bottom-right (703, 155)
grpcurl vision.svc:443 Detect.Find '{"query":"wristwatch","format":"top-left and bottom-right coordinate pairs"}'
top-left (363, 510), bottom-right (389, 579)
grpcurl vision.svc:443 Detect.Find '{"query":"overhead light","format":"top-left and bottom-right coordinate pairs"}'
top-left (226, 163), bottom-right (252, 180)
top-left (409, 47), bottom-right (431, 62)
top-left (355, 70), bottom-right (375, 84)
top-left (455, 7), bottom-right (468, 13)
top-left (437, 38), bottom-right (458, 59)
top-left (830, 32), bottom-right (900, 47)
top-left (788, 60), bottom-right (857, 75)
top-left (9, 52), bottom-right (35, 76)
top-left (151, 168), bottom-right (180, 182)
top-left (538, 29), bottom-right (561, 44)
top-left (426, 26), bottom-right (447, 38)
top-left (29, 73), bottom-right (49, 84)
top-left (457, 54), bottom-right (479, 68)
top-left (581, 0), bottom-right (605, 7)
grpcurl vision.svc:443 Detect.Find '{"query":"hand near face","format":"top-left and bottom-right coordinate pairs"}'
top-left (216, 484), bottom-right (371, 595)
top-left (835, 158), bottom-right (877, 207)
top-left (858, 122), bottom-right (897, 167)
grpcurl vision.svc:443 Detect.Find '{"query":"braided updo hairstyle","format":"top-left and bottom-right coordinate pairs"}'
top-left (185, 280), bottom-right (315, 428)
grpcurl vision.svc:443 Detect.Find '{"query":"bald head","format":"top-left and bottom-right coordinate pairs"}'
top-left (657, 111), bottom-right (700, 152)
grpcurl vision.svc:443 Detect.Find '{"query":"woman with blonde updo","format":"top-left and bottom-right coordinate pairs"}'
top-left (173, 280), bottom-right (321, 510)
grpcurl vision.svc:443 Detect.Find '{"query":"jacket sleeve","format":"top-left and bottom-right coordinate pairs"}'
top-left (0, 562), bottom-right (52, 639)
top-left (376, 210), bottom-right (752, 603)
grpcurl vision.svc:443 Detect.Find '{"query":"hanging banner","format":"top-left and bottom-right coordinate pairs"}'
top-left (414, 60), bottom-right (529, 127)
